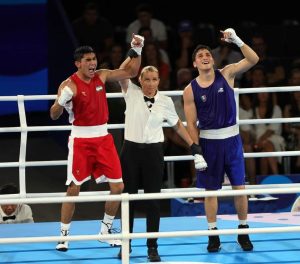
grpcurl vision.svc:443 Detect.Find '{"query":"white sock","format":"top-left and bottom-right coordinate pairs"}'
top-left (101, 213), bottom-right (115, 233)
top-left (60, 223), bottom-right (70, 236)
top-left (239, 220), bottom-right (247, 226)
top-left (208, 222), bottom-right (217, 230)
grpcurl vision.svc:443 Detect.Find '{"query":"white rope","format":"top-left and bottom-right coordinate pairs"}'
top-left (239, 117), bottom-right (300, 124)
top-left (0, 150), bottom-right (299, 169)
top-left (1, 116), bottom-right (300, 134)
top-left (164, 151), bottom-right (300, 160)
top-left (244, 151), bottom-right (300, 158)
top-left (1, 225), bottom-right (300, 244)
top-left (0, 124), bottom-right (128, 133)
top-left (1, 117), bottom-right (299, 134)
top-left (0, 183), bottom-right (297, 199)
top-left (0, 151), bottom-right (299, 169)
top-left (237, 86), bottom-right (300, 94)
top-left (1, 185), bottom-right (300, 204)
top-left (1, 86), bottom-right (299, 102)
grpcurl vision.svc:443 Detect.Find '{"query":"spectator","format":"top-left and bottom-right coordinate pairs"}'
top-left (138, 26), bottom-right (170, 66)
top-left (0, 183), bottom-right (33, 224)
top-left (242, 34), bottom-right (286, 88)
top-left (100, 43), bottom-right (125, 72)
top-left (72, 2), bottom-right (114, 62)
top-left (283, 68), bottom-right (300, 172)
top-left (141, 41), bottom-right (171, 90)
top-left (126, 3), bottom-right (168, 50)
top-left (252, 92), bottom-right (285, 175)
top-left (250, 65), bottom-right (277, 105)
top-left (175, 20), bottom-right (197, 71)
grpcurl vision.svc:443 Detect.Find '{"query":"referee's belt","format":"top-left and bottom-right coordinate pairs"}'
top-left (124, 140), bottom-right (162, 149)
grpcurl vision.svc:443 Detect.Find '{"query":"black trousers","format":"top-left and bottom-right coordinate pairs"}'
top-left (120, 140), bottom-right (164, 248)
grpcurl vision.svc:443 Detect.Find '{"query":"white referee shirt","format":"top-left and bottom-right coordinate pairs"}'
top-left (122, 80), bottom-right (179, 143)
top-left (0, 204), bottom-right (34, 224)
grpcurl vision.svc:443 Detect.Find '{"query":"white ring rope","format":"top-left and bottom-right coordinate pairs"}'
top-left (0, 183), bottom-right (299, 200)
top-left (1, 86), bottom-right (300, 263)
top-left (1, 116), bottom-right (300, 133)
top-left (1, 184), bottom-right (300, 205)
top-left (1, 225), bottom-right (300, 244)
top-left (1, 86), bottom-right (299, 101)
top-left (1, 150), bottom-right (300, 168)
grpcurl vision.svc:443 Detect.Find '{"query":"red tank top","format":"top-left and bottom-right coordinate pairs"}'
top-left (70, 73), bottom-right (109, 126)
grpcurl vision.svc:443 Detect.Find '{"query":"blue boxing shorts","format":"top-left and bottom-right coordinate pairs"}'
top-left (196, 134), bottom-right (245, 190)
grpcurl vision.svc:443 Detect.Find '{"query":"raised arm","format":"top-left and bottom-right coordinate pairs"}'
top-left (118, 57), bottom-right (132, 93)
top-left (99, 34), bottom-right (144, 83)
top-left (220, 28), bottom-right (259, 84)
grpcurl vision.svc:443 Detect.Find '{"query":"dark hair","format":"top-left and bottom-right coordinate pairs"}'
top-left (138, 26), bottom-right (152, 35)
top-left (136, 3), bottom-right (152, 14)
top-left (0, 183), bottom-right (19, 195)
top-left (192, 44), bottom-right (212, 62)
top-left (252, 92), bottom-right (273, 119)
top-left (84, 2), bottom-right (98, 12)
top-left (74, 46), bottom-right (95, 61)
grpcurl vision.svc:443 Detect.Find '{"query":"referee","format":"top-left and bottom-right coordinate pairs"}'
top-left (118, 62), bottom-right (207, 261)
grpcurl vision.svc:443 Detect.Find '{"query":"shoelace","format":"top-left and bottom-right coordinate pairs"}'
top-left (61, 229), bottom-right (69, 236)
top-left (57, 229), bottom-right (69, 245)
top-left (101, 221), bottom-right (121, 234)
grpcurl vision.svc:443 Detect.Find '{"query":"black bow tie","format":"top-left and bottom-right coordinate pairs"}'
top-left (3, 215), bottom-right (16, 221)
top-left (144, 96), bottom-right (155, 104)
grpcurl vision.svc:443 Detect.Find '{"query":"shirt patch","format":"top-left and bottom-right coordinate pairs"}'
top-left (96, 86), bottom-right (103, 92)
top-left (201, 95), bottom-right (207, 102)
top-left (217, 87), bottom-right (224, 93)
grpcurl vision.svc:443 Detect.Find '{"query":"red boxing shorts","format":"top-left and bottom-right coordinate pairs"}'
top-left (66, 134), bottom-right (122, 185)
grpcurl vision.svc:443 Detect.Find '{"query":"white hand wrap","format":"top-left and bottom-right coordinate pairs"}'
top-left (224, 28), bottom-right (244, 48)
top-left (130, 34), bottom-right (144, 55)
top-left (194, 154), bottom-right (208, 171)
top-left (58, 86), bottom-right (73, 107)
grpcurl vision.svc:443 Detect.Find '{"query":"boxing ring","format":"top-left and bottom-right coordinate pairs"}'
top-left (1, 86), bottom-right (300, 264)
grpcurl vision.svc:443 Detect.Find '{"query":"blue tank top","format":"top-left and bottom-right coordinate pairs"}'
top-left (191, 70), bottom-right (236, 129)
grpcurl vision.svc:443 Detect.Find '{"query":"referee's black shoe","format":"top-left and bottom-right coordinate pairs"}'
top-left (147, 247), bottom-right (161, 262)
top-left (117, 245), bottom-right (132, 259)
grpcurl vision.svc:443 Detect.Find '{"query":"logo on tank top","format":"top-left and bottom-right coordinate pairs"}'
top-left (96, 86), bottom-right (103, 92)
top-left (201, 95), bottom-right (207, 102)
top-left (217, 87), bottom-right (224, 93)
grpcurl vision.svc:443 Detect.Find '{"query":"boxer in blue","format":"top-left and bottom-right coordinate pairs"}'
top-left (183, 28), bottom-right (259, 252)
